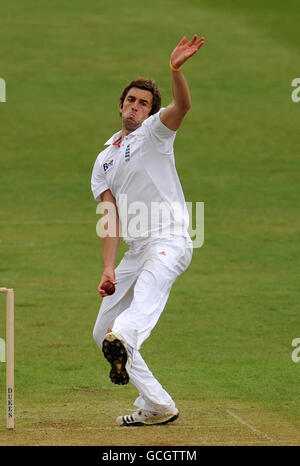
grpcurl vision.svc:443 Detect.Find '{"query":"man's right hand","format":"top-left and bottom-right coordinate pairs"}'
top-left (98, 189), bottom-right (120, 297)
top-left (98, 270), bottom-right (117, 297)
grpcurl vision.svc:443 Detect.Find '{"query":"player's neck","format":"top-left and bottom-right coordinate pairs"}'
top-left (120, 128), bottom-right (134, 144)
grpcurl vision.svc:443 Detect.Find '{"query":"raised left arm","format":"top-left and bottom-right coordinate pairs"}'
top-left (160, 34), bottom-right (205, 131)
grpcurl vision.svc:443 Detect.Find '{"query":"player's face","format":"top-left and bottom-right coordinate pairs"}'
top-left (120, 87), bottom-right (153, 132)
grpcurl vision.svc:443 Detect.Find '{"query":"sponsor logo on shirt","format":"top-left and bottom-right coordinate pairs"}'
top-left (103, 159), bottom-right (114, 173)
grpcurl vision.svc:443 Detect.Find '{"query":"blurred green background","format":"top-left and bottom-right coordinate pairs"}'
top-left (0, 0), bottom-right (299, 445)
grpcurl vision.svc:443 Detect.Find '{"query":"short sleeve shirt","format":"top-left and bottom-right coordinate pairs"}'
top-left (91, 109), bottom-right (189, 244)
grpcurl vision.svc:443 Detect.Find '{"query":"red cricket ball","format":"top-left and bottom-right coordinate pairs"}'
top-left (102, 280), bottom-right (115, 295)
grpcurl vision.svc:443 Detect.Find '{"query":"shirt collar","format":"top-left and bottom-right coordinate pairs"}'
top-left (103, 120), bottom-right (147, 146)
top-left (104, 130), bottom-right (122, 146)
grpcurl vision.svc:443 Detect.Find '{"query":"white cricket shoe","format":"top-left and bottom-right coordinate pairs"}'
top-left (102, 332), bottom-right (132, 385)
top-left (116, 408), bottom-right (179, 427)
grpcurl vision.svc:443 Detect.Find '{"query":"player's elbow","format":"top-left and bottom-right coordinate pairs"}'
top-left (184, 101), bottom-right (192, 113)
top-left (177, 100), bottom-right (191, 115)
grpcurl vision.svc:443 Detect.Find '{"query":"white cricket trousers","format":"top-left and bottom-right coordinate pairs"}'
top-left (93, 235), bottom-right (193, 413)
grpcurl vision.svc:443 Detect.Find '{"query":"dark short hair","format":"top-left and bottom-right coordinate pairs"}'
top-left (120, 78), bottom-right (161, 115)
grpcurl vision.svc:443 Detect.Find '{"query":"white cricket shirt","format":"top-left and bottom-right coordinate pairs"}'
top-left (91, 109), bottom-right (190, 245)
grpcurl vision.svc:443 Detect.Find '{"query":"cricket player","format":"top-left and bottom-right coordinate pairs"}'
top-left (91, 34), bottom-right (205, 426)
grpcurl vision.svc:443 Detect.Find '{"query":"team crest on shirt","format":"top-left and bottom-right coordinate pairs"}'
top-left (103, 159), bottom-right (114, 173)
top-left (125, 144), bottom-right (130, 162)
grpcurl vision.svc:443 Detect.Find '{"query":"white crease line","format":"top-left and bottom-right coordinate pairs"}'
top-left (11, 427), bottom-right (300, 443)
top-left (226, 409), bottom-right (276, 443)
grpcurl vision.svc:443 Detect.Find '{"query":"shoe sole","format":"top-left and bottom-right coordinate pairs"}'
top-left (102, 334), bottom-right (129, 385)
top-left (118, 412), bottom-right (179, 427)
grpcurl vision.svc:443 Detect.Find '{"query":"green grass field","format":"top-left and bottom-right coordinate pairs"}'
top-left (0, 0), bottom-right (300, 446)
